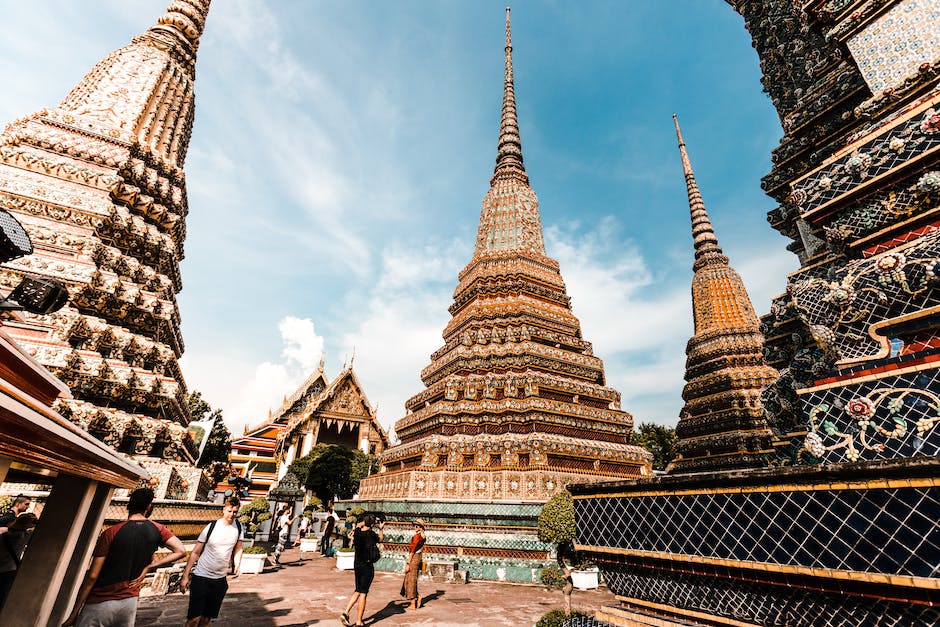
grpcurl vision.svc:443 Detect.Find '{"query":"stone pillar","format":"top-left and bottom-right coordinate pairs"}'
top-left (302, 431), bottom-right (314, 457)
top-left (0, 475), bottom-right (111, 627)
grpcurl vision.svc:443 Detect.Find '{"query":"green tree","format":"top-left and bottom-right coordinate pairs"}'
top-left (186, 391), bottom-right (233, 484)
top-left (537, 491), bottom-right (575, 544)
top-left (633, 422), bottom-right (677, 471)
top-left (304, 445), bottom-right (357, 503)
top-left (290, 445), bottom-right (377, 504)
top-left (350, 450), bottom-right (378, 485)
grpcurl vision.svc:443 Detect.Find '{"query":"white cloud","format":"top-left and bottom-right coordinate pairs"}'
top-left (185, 316), bottom-right (325, 433)
top-left (339, 242), bottom-right (463, 431)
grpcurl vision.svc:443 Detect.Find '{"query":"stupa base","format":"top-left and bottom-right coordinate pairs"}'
top-left (336, 497), bottom-right (555, 583)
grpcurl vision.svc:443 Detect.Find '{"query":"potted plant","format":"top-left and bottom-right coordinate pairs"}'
top-left (335, 547), bottom-right (356, 570)
top-left (537, 491), bottom-right (600, 606)
top-left (237, 497), bottom-right (272, 544)
top-left (240, 544), bottom-right (268, 574)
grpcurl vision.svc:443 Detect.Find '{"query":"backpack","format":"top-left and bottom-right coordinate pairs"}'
top-left (202, 519), bottom-right (242, 573)
top-left (369, 531), bottom-right (381, 563)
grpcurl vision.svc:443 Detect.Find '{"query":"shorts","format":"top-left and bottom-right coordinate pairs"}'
top-left (76, 597), bottom-right (138, 627)
top-left (354, 563), bottom-right (375, 593)
top-left (188, 574), bottom-right (228, 619)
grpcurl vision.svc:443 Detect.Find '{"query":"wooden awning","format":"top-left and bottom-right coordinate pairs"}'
top-left (0, 325), bottom-right (146, 488)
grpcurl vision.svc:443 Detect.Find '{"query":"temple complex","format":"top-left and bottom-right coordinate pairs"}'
top-left (0, 0), bottom-right (212, 499)
top-left (574, 1), bottom-right (940, 625)
top-left (218, 362), bottom-right (387, 500)
top-left (351, 9), bottom-right (651, 583)
top-left (669, 116), bottom-right (778, 473)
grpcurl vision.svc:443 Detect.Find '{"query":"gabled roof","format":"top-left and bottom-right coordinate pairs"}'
top-left (278, 365), bottom-right (388, 451)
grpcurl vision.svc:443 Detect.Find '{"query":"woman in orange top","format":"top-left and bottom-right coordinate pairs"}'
top-left (400, 519), bottom-right (426, 610)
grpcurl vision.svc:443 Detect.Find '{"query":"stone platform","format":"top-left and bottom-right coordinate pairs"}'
top-left (136, 543), bottom-right (614, 625)
top-left (339, 498), bottom-right (556, 583)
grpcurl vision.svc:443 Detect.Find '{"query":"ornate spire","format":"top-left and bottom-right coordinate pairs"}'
top-left (147, 0), bottom-right (212, 55)
top-left (473, 8), bottom-right (544, 256)
top-left (668, 116), bottom-right (776, 474)
top-left (492, 7), bottom-right (528, 185)
top-left (673, 115), bottom-right (725, 269)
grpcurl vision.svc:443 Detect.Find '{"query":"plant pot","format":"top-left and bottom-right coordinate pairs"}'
top-left (299, 537), bottom-right (319, 553)
top-left (240, 553), bottom-right (267, 575)
top-left (336, 551), bottom-right (355, 570)
top-left (571, 567), bottom-right (599, 590)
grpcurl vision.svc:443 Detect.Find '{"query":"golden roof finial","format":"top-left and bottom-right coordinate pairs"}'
top-left (492, 7), bottom-right (528, 184)
top-left (673, 114), bottom-right (725, 267)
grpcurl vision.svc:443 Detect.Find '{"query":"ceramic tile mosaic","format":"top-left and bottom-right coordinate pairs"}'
top-left (575, 483), bottom-right (940, 578)
top-left (592, 562), bottom-right (940, 627)
top-left (848, 0), bottom-right (940, 93)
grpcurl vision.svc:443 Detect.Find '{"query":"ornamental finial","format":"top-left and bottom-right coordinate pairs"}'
top-left (673, 114), bottom-right (724, 266)
top-left (492, 7), bottom-right (528, 184)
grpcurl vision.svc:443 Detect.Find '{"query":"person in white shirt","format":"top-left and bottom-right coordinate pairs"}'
top-left (272, 505), bottom-right (296, 564)
top-left (181, 497), bottom-right (242, 626)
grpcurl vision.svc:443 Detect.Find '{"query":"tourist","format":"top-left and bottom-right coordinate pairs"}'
top-left (0, 512), bottom-right (38, 609)
top-left (320, 503), bottom-right (338, 556)
top-left (400, 519), bottom-right (426, 610)
top-left (297, 512), bottom-right (311, 540)
top-left (180, 496), bottom-right (243, 627)
top-left (62, 487), bottom-right (187, 627)
top-left (271, 504), bottom-right (296, 564)
top-left (340, 513), bottom-right (384, 627)
top-left (0, 495), bottom-right (31, 531)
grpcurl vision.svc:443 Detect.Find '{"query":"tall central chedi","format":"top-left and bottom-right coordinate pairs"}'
top-left (358, 10), bottom-right (651, 510)
top-left (0, 1), bottom-right (212, 499)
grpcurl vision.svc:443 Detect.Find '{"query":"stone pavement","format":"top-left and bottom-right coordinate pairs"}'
top-left (136, 546), bottom-right (614, 626)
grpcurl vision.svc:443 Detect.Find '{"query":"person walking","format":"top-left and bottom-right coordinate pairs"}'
top-left (400, 519), bottom-right (426, 611)
top-left (0, 512), bottom-right (38, 610)
top-left (340, 513), bottom-right (384, 627)
top-left (271, 505), bottom-right (296, 564)
top-left (320, 503), bottom-right (338, 556)
top-left (180, 496), bottom-right (243, 627)
top-left (62, 488), bottom-right (187, 627)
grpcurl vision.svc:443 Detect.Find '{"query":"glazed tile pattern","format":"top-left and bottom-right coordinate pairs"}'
top-left (575, 483), bottom-right (940, 578)
top-left (799, 365), bottom-right (940, 463)
top-left (571, 459), bottom-right (940, 625)
top-left (848, 0), bottom-right (940, 93)
top-left (594, 564), bottom-right (940, 627)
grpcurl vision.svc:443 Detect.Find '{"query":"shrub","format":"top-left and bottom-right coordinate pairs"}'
top-left (346, 505), bottom-right (365, 525)
top-left (337, 547), bottom-right (355, 553)
top-left (535, 609), bottom-right (585, 627)
top-left (242, 545), bottom-right (267, 555)
top-left (0, 495), bottom-right (13, 516)
top-left (539, 565), bottom-right (567, 588)
top-left (302, 496), bottom-right (323, 516)
top-left (538, 491), bottom-right (575, 544)
top-left (238, 497), bottom-right (272, 533)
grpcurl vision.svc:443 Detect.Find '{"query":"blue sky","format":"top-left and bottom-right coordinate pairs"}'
top-left (0, 1), bottom-right (797, 435)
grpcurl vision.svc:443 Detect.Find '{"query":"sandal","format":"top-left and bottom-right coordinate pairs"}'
top-left (340, 613), bottom-right (350, 626)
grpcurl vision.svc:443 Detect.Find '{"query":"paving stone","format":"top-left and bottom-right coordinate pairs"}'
top-left (136, 546), bottom-right (613, 626)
